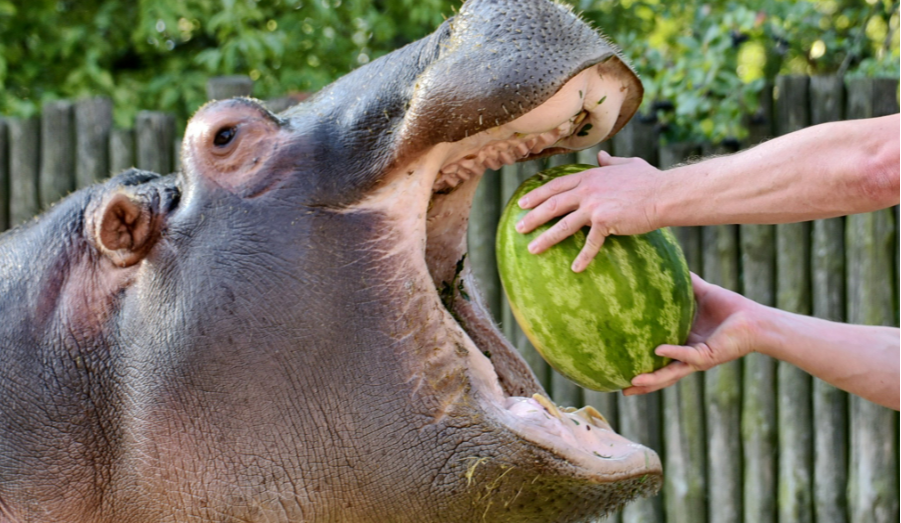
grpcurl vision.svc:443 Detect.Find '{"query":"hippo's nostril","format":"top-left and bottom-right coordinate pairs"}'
top-left (213, 126), bottom-right (237, 147)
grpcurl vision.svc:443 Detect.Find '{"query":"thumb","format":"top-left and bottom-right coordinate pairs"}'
top-left (597, 150), bottom-right (633, 167)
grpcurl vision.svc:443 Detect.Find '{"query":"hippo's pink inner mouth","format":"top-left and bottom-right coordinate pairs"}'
top-left (355, 62), bottom-right (661, 485)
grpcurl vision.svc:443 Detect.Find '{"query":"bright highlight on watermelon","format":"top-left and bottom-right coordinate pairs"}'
top-left (496, 164), bottom-right (696, 392)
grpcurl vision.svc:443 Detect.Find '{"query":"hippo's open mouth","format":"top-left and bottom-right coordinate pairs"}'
top-left (355, 60), bottom-right (661, 491)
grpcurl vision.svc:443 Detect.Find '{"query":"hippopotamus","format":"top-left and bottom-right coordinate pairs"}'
top-left (0, 0), bottom-right (658, 521)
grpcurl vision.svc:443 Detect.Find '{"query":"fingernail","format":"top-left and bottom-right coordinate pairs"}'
top-left (515, 221), bottom-right (524, 232)
top-left (518, 198), bottom-right (529, 208)
top-left (528, 243), bottom-right (538, 254)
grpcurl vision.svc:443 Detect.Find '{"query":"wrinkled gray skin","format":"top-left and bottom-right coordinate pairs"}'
top-left (0, 1), bottom-right (659, 521)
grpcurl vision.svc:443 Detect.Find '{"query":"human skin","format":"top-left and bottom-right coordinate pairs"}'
top-left (620, 273), bottom-right (900, 411)
top-left (515, 113), bottom-right (900, 272)
top-left (514, 113), bottom-right (900, 407)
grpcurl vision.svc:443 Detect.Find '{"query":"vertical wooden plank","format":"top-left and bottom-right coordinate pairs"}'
top-left (740, 223), bottom-right (777, 523)
top-left (844, 76), bottom-right (900, 523)
top-left (468, 170), bottom-right (504, 323)
top-left (740, 80), bottom-right (777, 523)
top-left (809, 74), bottom-right (849, 523)
top-left (207, 75), bottom-right (254, 101)
top-left (811, 217), bottom-right (848, 523)
top-left (109, 128), bottom-right (136, 174)
top-left (774, 74), bottom-right (814, 523)
top-left (0, 119), bottom-right (8, 231)
top-left (776, 221), bottom-right (814, 523)
top-left (657, 141), bottom-right (707, 523)
top-left (701, 221), bottom-right (742, 523)
top-left (135, 111), bottom-right (176, 174)
top-left (8, 117), bottom-right (40, 225)
top-left (173, 138), bottom-right (183, 173)
top-left (500, 159), bottom-right (550, 392)
top-left (40, 100), bottom-right (76, 208)
top-left (75, 97), bottom-right (113, 188)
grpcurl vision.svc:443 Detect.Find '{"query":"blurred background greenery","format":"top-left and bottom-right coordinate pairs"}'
top-left (0, 0), bottom-right (897, 142)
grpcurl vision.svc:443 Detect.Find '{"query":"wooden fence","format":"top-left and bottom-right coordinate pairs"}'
top-left (0, 75), bottom-right (898, 523)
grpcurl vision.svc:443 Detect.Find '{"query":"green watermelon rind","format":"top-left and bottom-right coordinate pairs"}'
top-left (496, 164), bottom-right (695, 392)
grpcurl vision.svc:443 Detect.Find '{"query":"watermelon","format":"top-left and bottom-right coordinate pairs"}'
top-left (496, 164), bottom-right (695, 392)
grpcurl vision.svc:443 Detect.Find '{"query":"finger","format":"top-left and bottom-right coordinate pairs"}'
top-left (518, 173), bottom-right (582, 209)
top-left (597, 150), bottom-right (634, 167)
top-left (630, 360), bottom-right (695, 388)
top-left (516, 192), bottom-right (581, 234)
top-left (527, 211), bottom-right (588, 254)
top-left (654, 344), bottom-right (703, 365)
top-left (571, 224), bottom-right (606, 272)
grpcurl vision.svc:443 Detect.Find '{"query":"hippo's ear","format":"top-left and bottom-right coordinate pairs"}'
top-left (87, 190), bottom-right (163, 268)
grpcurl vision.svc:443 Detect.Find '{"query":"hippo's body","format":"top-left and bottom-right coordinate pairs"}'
top-left (0, 1), bottom-right (658, 521)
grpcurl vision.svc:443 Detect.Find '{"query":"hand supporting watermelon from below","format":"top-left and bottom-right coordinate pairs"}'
top-left (516, 150), bottom-right (662, 273)
top-left (623, 273), bottom-right (900, 411)
top-left (621, 273), bottom-right (758, 395)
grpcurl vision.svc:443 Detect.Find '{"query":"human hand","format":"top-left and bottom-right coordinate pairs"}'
top-left (622, 273), bottom-right (762, 396)
top-left (515, 151), bottom-right (663, 272)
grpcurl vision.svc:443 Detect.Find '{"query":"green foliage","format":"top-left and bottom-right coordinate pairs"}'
top-left (1, 0), bottom-right (897, 141)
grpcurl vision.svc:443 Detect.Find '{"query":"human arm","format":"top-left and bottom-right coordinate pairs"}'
top-left (621, 273), bottom-right (900, 411)
top-left (517, 113), bottom-right (900, 272)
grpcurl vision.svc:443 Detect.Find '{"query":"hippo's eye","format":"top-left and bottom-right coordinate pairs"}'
top-left (213, 126), bottom-right (237, 147)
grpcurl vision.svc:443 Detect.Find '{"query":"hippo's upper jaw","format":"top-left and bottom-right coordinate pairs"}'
top-left (0, 1), bottom-right (659, 522)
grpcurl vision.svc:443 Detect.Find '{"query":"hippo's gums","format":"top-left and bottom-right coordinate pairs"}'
top-left (0, 1), bottom-right (658, 521)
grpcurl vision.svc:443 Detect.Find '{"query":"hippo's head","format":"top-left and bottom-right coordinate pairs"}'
top-left (0, 1), bottom-right (659, 521)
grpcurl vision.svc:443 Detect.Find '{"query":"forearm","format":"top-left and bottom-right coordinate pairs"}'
top-left (656, 114), bottom-right (900, 227)
top-left (755, 306), bottom-right (900, 410)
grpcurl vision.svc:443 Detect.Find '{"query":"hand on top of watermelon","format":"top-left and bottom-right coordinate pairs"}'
top-left (515, 150), bottom-right (661, 273)
top-left (622, 273), bottom-right (900, 411)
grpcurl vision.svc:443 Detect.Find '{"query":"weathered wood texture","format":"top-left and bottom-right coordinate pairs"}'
top-left (740, 81), bottom-right (777, 523)
top-left (809, 74), bottom-right (848, 523)
top-left (468, 170), bottom-right (504, 322)
top-left (740, 224), bottom-right (777, 523)
top-left (109, 127), bottom-right (136, 174)
top-left (0, 119), bottom-right (8, 231)
top-left (40, 101), bottom-right (76, 209)
top-left (207, 75), bottom-right (254, 101)
top-left (701, 222), bottom-right (742, 523)
top-left (75, 97), bottom-right (112, 188)
top-left (8, 117), bottom-right (40, 225)
top-left (775, 74), bottom-right (815, 523)
top-left (844, 77), bottom-right (900, 523)
top-left (135, 111), bottom-right (176, 174)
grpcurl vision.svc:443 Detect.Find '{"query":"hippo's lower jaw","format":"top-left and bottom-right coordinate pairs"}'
top-left (354, 61), bottom-right (662, 507)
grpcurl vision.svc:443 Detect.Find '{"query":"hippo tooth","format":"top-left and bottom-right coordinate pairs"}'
top-left (573, 405), bottom-right (609, 427)
top-left (516, 143), bottom-right (531, 157)
top-left (484, 155), bottom-right (502, 171)
top-left (459, 158), bottom-right (477, 171)
top-left (499, 150), bottom-right (516, 165)
top-left (532, 393), bottom-right (564, 420)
